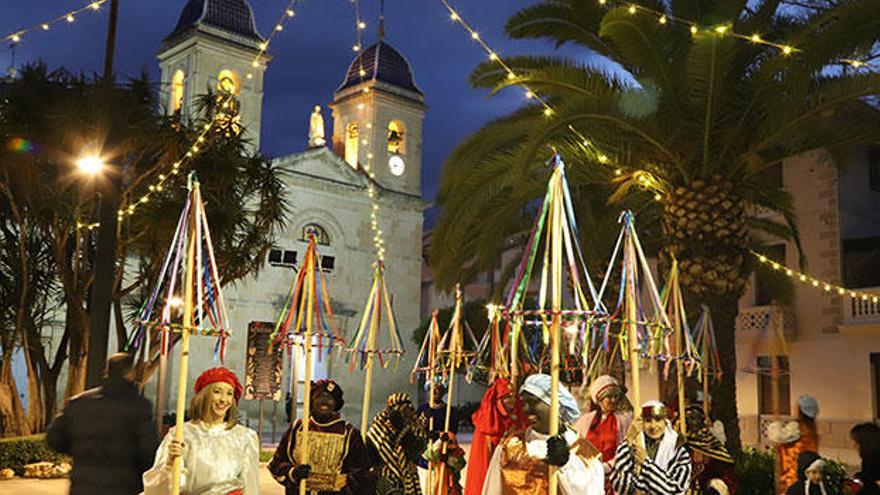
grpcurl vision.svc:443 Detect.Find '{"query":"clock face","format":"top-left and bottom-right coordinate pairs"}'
top-left (389, 155), bottom-right (406, 177)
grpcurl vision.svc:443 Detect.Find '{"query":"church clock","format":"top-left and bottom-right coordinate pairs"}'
top-left (388, 154), bottom-right (406, 177)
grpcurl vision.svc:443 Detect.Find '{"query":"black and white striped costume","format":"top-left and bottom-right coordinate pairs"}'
top-left (610, 438), bottom-right (692, 495)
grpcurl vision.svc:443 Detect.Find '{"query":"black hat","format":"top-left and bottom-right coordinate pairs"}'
top-left (311, 379), bottom-right (344, 411)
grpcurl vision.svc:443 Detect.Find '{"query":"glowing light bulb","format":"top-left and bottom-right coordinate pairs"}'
top-left (750, 34), bottom-right (762, 43)
top-left (489, 52), bottom-right (498, 61)
top-left (90, 2), bottom-right (101, 10)
top-left (690, 25), bottom-right (698, 35)
top-left (275, 24), bottom-right (284, 32)
top-left (471, 32), bottom-right (479, 40)
top-left (782, 45), bottom-right (793, 55)
top-left (286, 9), bottom-right (295, 17)
top-left (42, 24), bottom-right (49, 30)
top-left (450, 12), bottom-right (459, 21)
top-left (543, 108), bottom-right (553, 116)
top-left (658, 16), bottom-right (667, 25)
top-left (598, 154), bottom-right (609, 163)
top-left (358, 22), bottom-right (366, 29)
top-left (714, 25), bottom-right (728, 34)
top-left (628, 5), bottom-right (637, 14)
top-left (507, 72), bottom-right (515, 80)
top-left (67, 14), bottom-right (75, 22)
top-left (11, 34), bottom-right (20, 43)
top-left (353, 44), bottom-right (360, 51)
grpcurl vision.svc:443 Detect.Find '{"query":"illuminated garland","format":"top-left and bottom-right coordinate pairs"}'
top-left (2, 1), bottom-right (108, 45)
top-left (351, 0), bottom-right (386, 261)
top-left (751, 250), bottom-right (880, 303)
top-left (76, 1), bottom-right (299, 228)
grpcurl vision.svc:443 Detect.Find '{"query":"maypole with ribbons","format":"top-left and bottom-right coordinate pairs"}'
top-left (660, 258), bottom-right (701, 436)
top-left (268, 235), bottom-right (346, 495)
top-left (498, 154), bottom-right (605, 495)
top-left (692, 305), bottom-right (721, 419)
top-left (127, 174), bottom-right (231, 495)
top-left (346, 260), bottom-right (406, 437)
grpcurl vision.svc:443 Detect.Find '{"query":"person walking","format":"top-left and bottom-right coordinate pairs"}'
top-left (47, 352), bottom-right (160, 494)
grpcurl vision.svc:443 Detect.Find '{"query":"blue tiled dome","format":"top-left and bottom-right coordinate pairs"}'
top-left (337, 42), bottom-right (421, 96)
top-left (167, 0), bottom-right (262, 42)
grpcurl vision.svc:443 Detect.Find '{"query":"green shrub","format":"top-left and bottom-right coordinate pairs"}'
top-left (736, 446), bottom-right (775, 494)
top-left (823, 458), bottom-right (848, 495)
top-left (0, 434), bottom-right (69, 475)
top-left (260, 449), bottom-right (274, 463)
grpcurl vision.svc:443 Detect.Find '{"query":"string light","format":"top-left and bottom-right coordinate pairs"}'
top-left (2, 0), bottom-right (109, 43)
top-left (751, 251), bottom-right (880, 303)
top-left (80, 0), bottom-right (299, 229)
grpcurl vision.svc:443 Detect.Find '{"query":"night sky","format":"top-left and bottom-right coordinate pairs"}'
top-left (1, 0), bottom-right (562, 224)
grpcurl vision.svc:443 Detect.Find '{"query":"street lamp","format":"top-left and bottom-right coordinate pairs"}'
top-left (76, 154), bottom-right (105, 175)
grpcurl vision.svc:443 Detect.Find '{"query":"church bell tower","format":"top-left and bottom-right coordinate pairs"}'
top-left (158, 0), bottom-right (268, 151)
top-left (330, 39), bottom-right (426, 197)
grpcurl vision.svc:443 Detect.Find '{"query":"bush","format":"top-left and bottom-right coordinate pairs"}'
top-left (260, 450), bottom-right (274, 463)
top-left (823, 458), bottom-right (848, 495)
top-left (0, 434), bottom-right (69, 475)
top-left (736, 446), bottom-right (775, 494)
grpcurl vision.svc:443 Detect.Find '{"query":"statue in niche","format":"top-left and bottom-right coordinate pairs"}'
top-left (309, 105), bottom-right (326, 148)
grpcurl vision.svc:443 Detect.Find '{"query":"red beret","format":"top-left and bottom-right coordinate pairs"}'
top-left (194, 367), bottom-right (243, 402)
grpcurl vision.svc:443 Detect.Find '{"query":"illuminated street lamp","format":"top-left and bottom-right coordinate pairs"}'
top-left (76, 154), bottom-right (105, 175)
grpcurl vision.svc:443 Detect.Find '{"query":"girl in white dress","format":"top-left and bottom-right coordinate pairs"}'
top-left (143, 367), bottom-right (260, 495)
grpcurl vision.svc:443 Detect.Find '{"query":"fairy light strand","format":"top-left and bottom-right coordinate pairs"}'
top-left (2, 1), bottom-right (108, 45)
top-left (751, 250), bottom-right (880, 303)
top-left (351, 0), bottom-right (386, 261)
top-left (77, 0), bottom-right (299, 228)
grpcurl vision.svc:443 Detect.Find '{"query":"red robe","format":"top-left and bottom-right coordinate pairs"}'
top-left (463, 378), bottom-right (528, 495)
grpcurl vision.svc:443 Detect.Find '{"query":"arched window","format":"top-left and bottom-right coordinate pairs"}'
top-left (387, 120), bottom-right (405, 155)
top-left (217, 69), bottom-right (239, 95)
top-left (301, 223), bottom-right (330, 245)
top-left (344, 122), bottom-right (359, 167)
top-left (171, 69), bottom-right (185, 113)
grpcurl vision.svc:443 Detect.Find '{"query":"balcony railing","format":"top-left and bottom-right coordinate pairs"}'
top-left (845, 287), bottom-right (880, 325)
top-left (736, 304), bottom-right (796, 340)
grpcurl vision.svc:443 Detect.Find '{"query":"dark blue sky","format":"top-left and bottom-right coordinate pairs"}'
top-left (1, 0), bottom-right (559, 218)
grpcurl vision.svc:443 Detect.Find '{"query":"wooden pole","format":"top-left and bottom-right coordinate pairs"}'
top-left (258, 399), bottom-right (265, 446)
top-left (548, 171), bottom-right (563, 495)
top-left (360, 268), bottom-right (380, 437)
top-left (673, 267), bottom-right (687, 437)
top-left (299, 247), bottom-right (316, 495)
top-left (426, 309), bottom-right (438, 494)
top-left (626, 233), bottom-right (642, 428)
top-left (702, 322), bottom-right (710, 421)
top-left (290, 345), bottom-right (298, 424)
top-left (156, 351), bottom-right (167, 433)
top-left (171, 183), bottom-right (198, 495)
top-left (437, 287), bottom-right (462, 495)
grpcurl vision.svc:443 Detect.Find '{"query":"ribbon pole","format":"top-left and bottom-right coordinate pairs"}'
top-left (548, 167), bottom-right (563, 495)
top-left (299, 240), bottom-right (317, 495)
top-left (360, 267), bottom-right (380, 436)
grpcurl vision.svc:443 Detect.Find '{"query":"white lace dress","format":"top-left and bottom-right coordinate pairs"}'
top-left (143, 421), bottom-right (260, 495)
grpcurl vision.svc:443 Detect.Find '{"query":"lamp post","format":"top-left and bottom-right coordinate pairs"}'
top-left (84, 0), bottom-right (122, 389)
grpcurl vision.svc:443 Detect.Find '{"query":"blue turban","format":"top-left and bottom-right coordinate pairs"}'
top-left (520, 373), bottom-right (581, 424)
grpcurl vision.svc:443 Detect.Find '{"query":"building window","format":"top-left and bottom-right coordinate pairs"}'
top-left (217, 69), bottom-right (239, 95)
top-left (171, 69), bottom-right (185, 114)
top-left (387, 120), bottom-right (405, 155)
top-left (321, 255), bottom-right (335, 272)
top-left (268, 248), bottom-right (297, 267)
top-left (755, 244), bottom-right (786, 306)
top-left (301, 224), bottom-right (330, 245)
top-left (758, 355), bottom-right (791, 415)
top-left (843, 236), bottom-right (880, 288)
top-left (344, 123), bottom-right (359, 167)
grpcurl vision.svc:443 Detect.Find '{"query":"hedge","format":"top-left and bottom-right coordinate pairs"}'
top-left (0, 434), bottom-right (68, 475)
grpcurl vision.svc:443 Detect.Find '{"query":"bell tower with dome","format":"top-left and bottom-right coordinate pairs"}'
top-left (329, 36), bottom-right (426, 197)
top-left (158, 0), bottom-right (269, 151)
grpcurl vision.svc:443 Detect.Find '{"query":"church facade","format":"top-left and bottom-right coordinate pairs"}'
top-left (154, 0), bottom-right (427, 428)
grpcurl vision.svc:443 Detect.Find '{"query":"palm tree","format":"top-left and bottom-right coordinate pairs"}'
top-left (430, 0), bottom-right (880, 453)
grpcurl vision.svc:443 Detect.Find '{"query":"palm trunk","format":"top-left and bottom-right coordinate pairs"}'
top-left (705, 294), bottom-right (742, 455)
top-left (63, 304), bottom-right (90, 399)
top-left (0, 353), bottom-right (31, 437)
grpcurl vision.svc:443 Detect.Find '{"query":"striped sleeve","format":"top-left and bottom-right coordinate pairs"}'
top-left (610, 441), bottom-right (641, 495)
top-left (640, 444), bottom-right (692, 495)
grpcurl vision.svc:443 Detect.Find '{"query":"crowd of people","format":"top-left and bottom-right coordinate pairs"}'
top-left (45, 352), bottom-right (880, 494)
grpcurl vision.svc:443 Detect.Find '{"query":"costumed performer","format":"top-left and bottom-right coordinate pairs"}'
top-left (423, 432), bottom-right (467, 495)
top-left (143, 367), bottom-right (259, 495)
top-left (610, 400), bottom-right (692, 495)
top-left (482, 373), bottom-right (605, 495)
top-left (768, 395), bottom-right (820, 494)
top-left (268, 379), bottom-right (374, 494)
top-left (574, 375), bottom-right (632, 479)
top-left (683, 403), bottom-right (737, 495)
top-left (367, 393), bottom-right (429, 495)
top-left (417, 378), bottom-right (461, 491)
top-left (785, 452), bottom-right (828, 495)
top-left (463, 377), bottom-right (528, 495)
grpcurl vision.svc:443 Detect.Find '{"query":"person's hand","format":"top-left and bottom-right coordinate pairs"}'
top-left (166, 440), bottom-right (185, 466)
top-left (631, 442), bottom-right (647, 466)
top-left (544, 435), bottom-right (570, 467)
top-left (291, 464), bottom-right (311, 481)
top-left (627, 417), bottom-right (644, 441)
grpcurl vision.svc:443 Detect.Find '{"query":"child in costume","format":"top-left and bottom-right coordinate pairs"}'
top-left (574, 375), bottom-right (632, 478)
top-left (611, 400), bottom-right (692, 495)
top-left (143, 367), bottom-right (259, 495)
top-left (482, 373), bottom-right (605, 494)
top-left (785, 452), bottom-right (828, 495)
top-left (423, 432), bottom-right (467, 495)
top-left (367, 393), bottom-right (429, 495)
top-left (268, 379), bottom-right (374, 494)
top-left (463, 377), bottom-right (528, 495)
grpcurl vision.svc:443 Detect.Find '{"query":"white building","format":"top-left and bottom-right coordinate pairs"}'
top-left (152, 0), bottom-right (428, 430)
